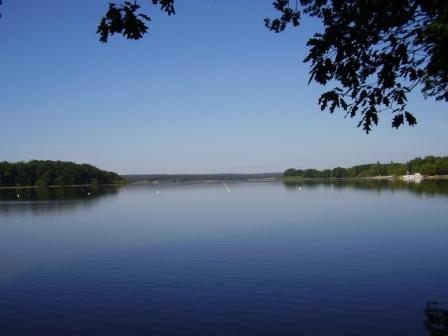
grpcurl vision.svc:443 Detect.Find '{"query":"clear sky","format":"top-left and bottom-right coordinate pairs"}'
top-left (0, 0), bottom-right (447, 174)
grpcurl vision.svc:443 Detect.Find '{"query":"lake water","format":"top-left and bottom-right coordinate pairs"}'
top-left (0, 181), bottom-right (447, 335)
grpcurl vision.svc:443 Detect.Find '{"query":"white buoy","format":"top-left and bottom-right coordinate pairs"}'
top-left (298, 187), bottom-right (302, 191)
top-left (17, 194), bottom-right (20, 198)
top-left (87, 192), bottom-right (91, 196)
top-left (156, 190), bottom-right (159, 195)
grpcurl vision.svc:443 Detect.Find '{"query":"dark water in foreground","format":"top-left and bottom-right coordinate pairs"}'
top-left (0, 181), bottom-right (447, 335)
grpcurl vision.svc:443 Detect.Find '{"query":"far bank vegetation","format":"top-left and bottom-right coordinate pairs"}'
top-left (0, 160), bottom-right (126, 188)
top-left (283, 156), bottom-right (448, 180)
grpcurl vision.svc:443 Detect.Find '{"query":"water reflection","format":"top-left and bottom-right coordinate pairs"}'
top-left (0, 186), bottom-right (120, 215)
top-left (283, 179), bottom-right (448, 198)
top-left (0, 181), bottom-right (447, 335)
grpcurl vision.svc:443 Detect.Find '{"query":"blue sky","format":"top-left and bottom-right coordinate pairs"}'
top-left (0, 0), bottom-right (447, 174)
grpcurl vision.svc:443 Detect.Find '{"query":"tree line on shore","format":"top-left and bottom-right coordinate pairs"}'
top-left (0, 160), bottom-right (126, 187)
top-left (124, 173), bottom-right (282, 184)
top-left (283, 156), bottom-right (448, 179)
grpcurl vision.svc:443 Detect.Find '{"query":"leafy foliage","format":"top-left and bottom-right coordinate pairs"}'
top-left (97, 1), bottom-right (175, 43)
top-left (283, 155), bottom-right (448, 178)
top-left (264, 0), bottom-right (301, 32)
top-left (0, 160), bottom-right (126, 187)
top-left (95, 0), bottom-right (447, 133)
top-left (268, 0), bottom-right (448, 132)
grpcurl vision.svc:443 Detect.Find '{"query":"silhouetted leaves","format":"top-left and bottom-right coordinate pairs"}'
top-left (153, 0), bottom-right (175, 15)
top-left (98, 2), bottom-right (151, 43)
top-left (264, 0), bottom-right (300, 32)
top-left (268, 0), bottom-right (448, 132)
top-left (405, 111), bottom-right (417, 126)
top-left (98, 1), bottom-right (175, 43)
top-left (392, 114), bottom-right (405, 129)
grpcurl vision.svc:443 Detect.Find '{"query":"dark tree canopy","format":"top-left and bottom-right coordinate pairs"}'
top-left (96, 0), bottom-right (447, 132)
top-left (283, 155), bottom-right (448, 178)
top-left (266, 0), bottom-right (448, 132)
top-left (97, 0), bottom-right (175, 43)
top-left (0, 160), bottom-right (126, 187)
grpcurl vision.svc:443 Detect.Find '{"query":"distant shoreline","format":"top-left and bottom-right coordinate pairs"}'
top-left (129, 177), bottom-right (281, 186)
top-left (2, 175), bottom-right (448, 190)
top-left (282, 175), bottom-right (448, 182)
top-left (122, 173), bottom-right (283, 185)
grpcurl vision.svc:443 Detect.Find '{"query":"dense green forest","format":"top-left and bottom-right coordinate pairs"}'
top-left (0, 160), bottom-right (126, 187)
top-left (283, 156), bottom-right (448, 179)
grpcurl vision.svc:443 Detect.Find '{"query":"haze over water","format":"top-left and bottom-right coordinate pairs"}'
top-left (0, 181), bottom-right (447, 335)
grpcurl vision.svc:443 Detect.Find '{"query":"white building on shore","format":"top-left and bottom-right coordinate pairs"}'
top-left (402, 172), bottom-right (423, 182)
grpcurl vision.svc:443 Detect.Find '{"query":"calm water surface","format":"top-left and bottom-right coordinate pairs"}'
top-left (0, 181), bottom-right (447, 335)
